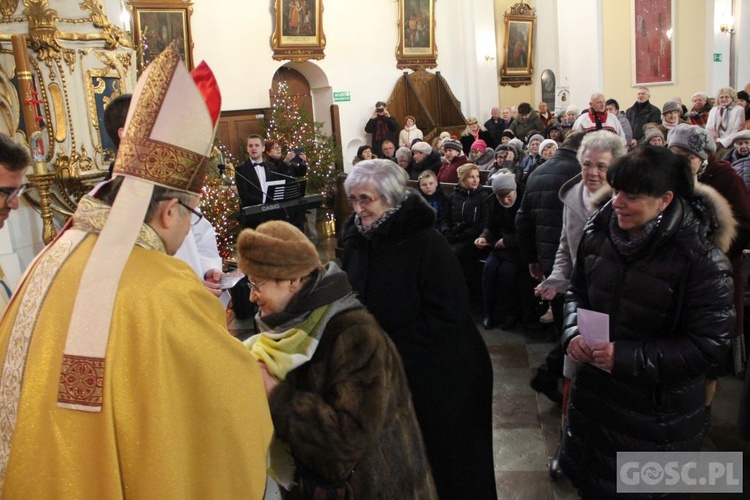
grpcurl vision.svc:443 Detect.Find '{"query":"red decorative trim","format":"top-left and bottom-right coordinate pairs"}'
top-left (57, 355), bottom-right (105, 407)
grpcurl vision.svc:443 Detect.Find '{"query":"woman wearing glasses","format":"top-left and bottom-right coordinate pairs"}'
top-left (238, 220), bottom-right (436, 499)
top-left (341, 160), bottom-right (497, 500)
top-left (264, 139), bottom-right (308, 177)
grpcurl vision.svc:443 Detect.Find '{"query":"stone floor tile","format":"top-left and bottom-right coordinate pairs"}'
top-left (495, 471), bottom-right (554, 500)
top-left (493, 392), bottom-right (540, 429)
top-left (493, 429), bottom-right (548, 472)
top-left (487, 344), bottom-right (529, 369)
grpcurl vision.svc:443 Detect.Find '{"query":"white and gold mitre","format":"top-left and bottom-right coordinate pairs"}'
top-left (113, 42), bottom-right (221, 194)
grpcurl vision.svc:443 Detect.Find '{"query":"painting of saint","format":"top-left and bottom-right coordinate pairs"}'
top-left (283, 0), bottom-right (316, 38)
top-left (505, 21), bottom-right (530, 70)
top-left (404, 0), bottom-right (431, 49)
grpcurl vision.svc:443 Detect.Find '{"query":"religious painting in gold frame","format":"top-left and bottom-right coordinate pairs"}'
top-left (499, 3), bottom-right (535, 87)
top-left (129, 1), bottom-right (194, 74)
top-left (271, 0), bottom-right (326, 62)
top-left (396, 0), bottom-right (437, 70)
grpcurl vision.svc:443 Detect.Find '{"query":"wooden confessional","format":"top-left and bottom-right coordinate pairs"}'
top-left (385, 69), bottom-right (468, 144)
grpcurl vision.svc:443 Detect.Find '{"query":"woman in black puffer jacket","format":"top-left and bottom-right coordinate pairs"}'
top-left (440, 163), bottom-right (491, 284)
top-left (559, 146), bottom-right (735, 499)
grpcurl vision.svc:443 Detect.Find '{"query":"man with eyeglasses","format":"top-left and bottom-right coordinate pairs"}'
top-left (0, 134), bottom-right (29, 230)
top-left (0, 47), bottom-right (272, 497)
top-left (0, 134), bottom-right (30, 315)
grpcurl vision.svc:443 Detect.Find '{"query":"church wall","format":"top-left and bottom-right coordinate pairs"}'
top-left (601, 0), bottom-right (710, 109)
top-left (191, 0), bottom-right (499, 169)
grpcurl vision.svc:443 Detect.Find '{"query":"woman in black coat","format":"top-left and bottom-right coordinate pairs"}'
top-left (474, 171), bottom-right (524, 330)
top-left (560, 147), bottom-right (735, 498)
top-left (440, 163), bottom-right (491, 288)
top-left (341, 160), bottom-right (497, 500)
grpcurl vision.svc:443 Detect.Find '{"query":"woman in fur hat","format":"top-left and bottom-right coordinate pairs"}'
top-left (238, 221), bottom-right (436, 499)
top-left (560, 146), bottom-right (735, 498)
top-left (341, 160), bottom-right (497, 500)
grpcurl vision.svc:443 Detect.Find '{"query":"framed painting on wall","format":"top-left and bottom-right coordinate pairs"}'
top-left (631, 0), bottom-right (674, 86)
top-left (499, 3), bottom-right (535, 87)
top-left (271, 0), bottom-right (326, 61)
top-left (129, 1), bottom-right (194, 74)
top-left (396, 0), bottom-right (437, 70)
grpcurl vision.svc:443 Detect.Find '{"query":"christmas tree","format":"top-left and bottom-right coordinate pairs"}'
top-left (265, 81), bottom-right (339, 195)
top-left (200, 143), bottom-right (240, 261)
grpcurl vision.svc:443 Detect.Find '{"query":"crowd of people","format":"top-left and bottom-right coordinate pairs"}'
top-left (354, 86), bottom-right (750, 497)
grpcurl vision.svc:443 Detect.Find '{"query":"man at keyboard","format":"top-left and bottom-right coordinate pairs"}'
top-left (235, 134), bottom-right (301, 207)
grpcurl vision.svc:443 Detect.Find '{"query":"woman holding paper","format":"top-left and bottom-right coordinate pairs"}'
top-left (559, 146), bottom-right (735, 498)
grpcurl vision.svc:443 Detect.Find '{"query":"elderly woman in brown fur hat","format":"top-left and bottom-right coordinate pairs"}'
top-left (237, 220), bottom-right (436, 499)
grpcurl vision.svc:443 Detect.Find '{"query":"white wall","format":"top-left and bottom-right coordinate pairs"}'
top-left (556, 0), bottom-right (603, 111)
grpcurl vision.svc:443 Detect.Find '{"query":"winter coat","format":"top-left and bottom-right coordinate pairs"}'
top-left (364, 115), bottom-right (398, 158)
top-left (436, 154), bottom-right (469, 184)
top-left (614, 110), bottom-right (633, 145)
top-left (460, 128), bottom-right (494, 155)
top-left (509, 111), bottom-right (545, 140)
top-left (271, 304), bottom-right (437, 499)
top-left (625, 100), bottom-right (662, 141)
top-left (699, 157), bottom-right (750, 260)
top-left (420, 187), bottom-right (450, 228)
top-left (706, 105), bottom-right (746, 148)
top-left (399, 124), bottom-right (424, 148)
top-left (730, 154), bottom-right (750, 193)
top-left (480, 185), bottom-right (524, 262)
top-left (484, 118), bottom-right (513, 148)
top-left (559, 185), bottom-right (736, 498)
top-left (515, 147), bottom-right (581, 274)
top-left (410, 150), bottom-right (443, 180)
top-left (687, 104), bottom-right (711, 128)
top-left (440, 184), bottom-right (491, 244)
top-left (341, 191), bottom-right (497, 500)
top-left (473, 149), bottom-right (496, 171)
top-left (540, 174), bottom-right (604, 295)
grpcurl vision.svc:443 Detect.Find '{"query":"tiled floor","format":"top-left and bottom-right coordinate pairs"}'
top-left (230, 232), bottom-right (750, 499)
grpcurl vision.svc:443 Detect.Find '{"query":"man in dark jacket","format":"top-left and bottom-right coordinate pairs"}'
top-left (509, 102), bottom-right (545, 143)
top-left (364, 101), bottom-right (398, 158)
top-left (515, 132), bottom-right (585, 402)
top-left (625, 87), bottom-right (661, 148)
top-left (484, 107), bottom-right (513, 148)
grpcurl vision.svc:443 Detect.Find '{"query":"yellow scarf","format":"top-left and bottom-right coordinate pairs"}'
top-left (246, 304), bottom-right (331, 380)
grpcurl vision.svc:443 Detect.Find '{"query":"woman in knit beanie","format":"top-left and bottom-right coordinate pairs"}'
top-left (238, 220), bottom-right (436, 499)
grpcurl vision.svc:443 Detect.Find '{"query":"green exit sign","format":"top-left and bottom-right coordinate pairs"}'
top-left (713, 53), bottom-right (722, 62)
top-left (333, 91), bottom-right (351, 102)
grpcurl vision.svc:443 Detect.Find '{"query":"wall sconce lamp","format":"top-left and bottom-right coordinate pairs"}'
top-left (720, 16), bottom-right (735, 34)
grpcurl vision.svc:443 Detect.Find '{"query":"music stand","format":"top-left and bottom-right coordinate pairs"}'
top-left (266, 179), bottom-right (306, 202)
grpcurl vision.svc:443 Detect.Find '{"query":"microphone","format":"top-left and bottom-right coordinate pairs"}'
top-left (269, 169), bottom-right (300, 181)
top-left (233, 168), bottom-right (290, 220)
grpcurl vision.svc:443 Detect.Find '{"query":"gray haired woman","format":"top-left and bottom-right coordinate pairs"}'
top-left (341, 159), bottom-right (497, 500)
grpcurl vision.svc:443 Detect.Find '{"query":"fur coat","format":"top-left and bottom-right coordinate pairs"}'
top-left (267, 266), bottom-right (437, 499)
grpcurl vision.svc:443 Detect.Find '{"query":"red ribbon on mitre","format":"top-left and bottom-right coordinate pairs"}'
top-left (191, 61), bottom-right (221, 126)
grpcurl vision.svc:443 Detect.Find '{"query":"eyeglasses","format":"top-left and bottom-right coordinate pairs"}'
top-left (247, 278), bottom-right (268, 293)
top-left (346, 194), bottom-right (379, 207)
top-left (0, 183), bottom-right (30, 204)
top-left (177, 200), bottom-right (203, 226)
top-left (270, 146), bottom-right (282, 151)
top-left (157, 198), bottom-right (203, 226)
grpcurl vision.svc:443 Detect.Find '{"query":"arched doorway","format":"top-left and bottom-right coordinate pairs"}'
top-left (271, 67), bottom-right (313, 120)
